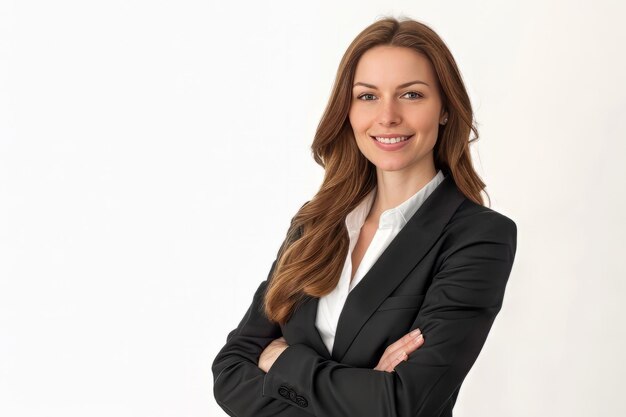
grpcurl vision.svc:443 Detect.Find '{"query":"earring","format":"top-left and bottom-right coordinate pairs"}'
top-left (441, 116), bottom-right (448, 125)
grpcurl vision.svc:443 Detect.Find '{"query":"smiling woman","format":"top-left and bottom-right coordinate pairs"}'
top-left (350, 45), bottom-right (447, 173)
top-left (212, 15), bottom-right (517, 417)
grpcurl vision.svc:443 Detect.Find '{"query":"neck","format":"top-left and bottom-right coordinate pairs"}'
top-left (368, 162), bottom-right (438, 222)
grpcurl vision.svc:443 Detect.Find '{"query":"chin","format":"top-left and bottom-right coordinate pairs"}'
top-left (372, 161), bottom-right (412, 173)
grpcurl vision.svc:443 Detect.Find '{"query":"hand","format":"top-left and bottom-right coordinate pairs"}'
top-left (374, 328), bottom-right (424, 372)
top-left (258, 336), bottom-right (289, 373)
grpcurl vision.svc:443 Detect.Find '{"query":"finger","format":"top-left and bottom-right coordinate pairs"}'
top-left (382, 341), bottom-right (411, 372)
top-left (385, 329), bottom-right (423, 357)
top-left (381, 334), bottom-right (424, 370)
top-left (386, 350), bottom-right (408, 373)
top-left (375, 331), bottom-right (424, 371)
top-left (378, 350), bottom-right (405, 373)
top-left (377, 350), bottom-right (399, 372)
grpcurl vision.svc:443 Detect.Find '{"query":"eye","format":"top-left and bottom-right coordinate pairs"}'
top-left (355, 91), bottom-right (424, 101)
top-left (356, 93), bottom-right (376, 101)
top-left (402, 91), bottom-right (424, 99)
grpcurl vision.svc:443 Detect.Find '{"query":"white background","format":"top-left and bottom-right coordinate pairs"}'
top-left (1, 0), bottom-right (625, 416)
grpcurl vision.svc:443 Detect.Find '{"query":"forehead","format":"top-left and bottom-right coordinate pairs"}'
top-left (353, 46), bottom-right (437, 86)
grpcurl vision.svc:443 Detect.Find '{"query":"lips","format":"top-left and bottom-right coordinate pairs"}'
top-left (370, 134), bottom-right (413, 143)
top-left (368, 134), bottom-right (415, 151)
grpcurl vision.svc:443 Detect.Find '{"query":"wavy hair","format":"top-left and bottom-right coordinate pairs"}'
top-left (264, 16), bottom-right (488, 325)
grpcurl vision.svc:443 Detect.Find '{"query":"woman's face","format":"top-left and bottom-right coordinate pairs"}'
top-left (348, 45), bottom-right (447, 176)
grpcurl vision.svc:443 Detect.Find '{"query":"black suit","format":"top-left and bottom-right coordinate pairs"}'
top-left (212, 173), bottom-right (518, 416)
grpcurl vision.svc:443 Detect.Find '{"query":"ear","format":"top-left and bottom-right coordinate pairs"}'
top-left (440, 110), bottom-right (449, 125)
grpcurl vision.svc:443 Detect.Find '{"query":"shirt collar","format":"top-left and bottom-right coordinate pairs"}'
top-left (345, 169), bottom-right (446, 232)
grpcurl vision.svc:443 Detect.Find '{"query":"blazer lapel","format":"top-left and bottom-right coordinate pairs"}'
top-left (330, 173), bottom-right (465, 362)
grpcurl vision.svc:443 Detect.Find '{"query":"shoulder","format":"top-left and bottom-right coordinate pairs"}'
top-left (451, 198), bottom-right (517, 232)
top-left (443, 197), bottom-right (517, 254)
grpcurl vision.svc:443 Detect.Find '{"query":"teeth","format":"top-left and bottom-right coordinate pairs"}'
top-left (374, 136), bottom-right (409, 144)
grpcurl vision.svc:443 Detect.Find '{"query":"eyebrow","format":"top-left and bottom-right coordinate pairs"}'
top-left (352, 80), bottom-right (430, 89)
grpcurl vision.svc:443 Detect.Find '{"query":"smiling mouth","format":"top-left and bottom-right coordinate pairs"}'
top-left (370, 135), bottom-right (413, 144)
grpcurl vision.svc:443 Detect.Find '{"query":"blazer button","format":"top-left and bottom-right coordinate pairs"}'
top-left (295, 395), bottom-right (308, 408)
top-left (278, 385), bottom-right (290, 399)
top-left (277, 385), bottom-right (308, 408)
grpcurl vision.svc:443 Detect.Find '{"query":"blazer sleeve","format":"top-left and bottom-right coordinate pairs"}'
top-left (261, 212), bottom-right (518, 417)
top-left (212, 206), bottom-right (314, 417)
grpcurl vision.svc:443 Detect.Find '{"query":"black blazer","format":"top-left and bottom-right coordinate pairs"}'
top-left (212, 173), bottom-right (517, 417)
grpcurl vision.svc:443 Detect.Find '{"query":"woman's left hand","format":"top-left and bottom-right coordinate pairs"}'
top-left (258, 336), bottom-right (289, 373)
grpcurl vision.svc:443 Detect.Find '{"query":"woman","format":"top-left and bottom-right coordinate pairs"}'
top-left (212, 16), bottom-right (517, 417)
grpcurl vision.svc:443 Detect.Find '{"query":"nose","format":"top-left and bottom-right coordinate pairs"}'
top-left (377, 100), bottom-right (401, 126)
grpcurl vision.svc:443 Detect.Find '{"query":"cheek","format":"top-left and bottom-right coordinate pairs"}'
top-left (410, 117), bottom-right (441, 145)
top-left (348, 109), bottom-right (360, 132)
top-left (348, 117), bottom-right (371, 153)
top-left (348, 105), bottom-right (372, 132)
top-left (353, 132), bottom-right (370, 155)
top-left (349, 123), bottom-right (370, 152)
top-left (409, 110), bottom-right (439, 129)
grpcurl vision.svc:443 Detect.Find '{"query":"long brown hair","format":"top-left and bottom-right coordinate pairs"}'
top-left (264, 16), bottom-right (489, 325)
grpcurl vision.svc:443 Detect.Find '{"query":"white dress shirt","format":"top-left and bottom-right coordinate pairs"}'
top-left (315, 169), bottom-right (445, 354)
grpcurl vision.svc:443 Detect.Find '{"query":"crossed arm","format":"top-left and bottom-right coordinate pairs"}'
top-left (211, 258), bottom-right (314, 417)
top-left (212, 213), bottom-right (517, 417)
